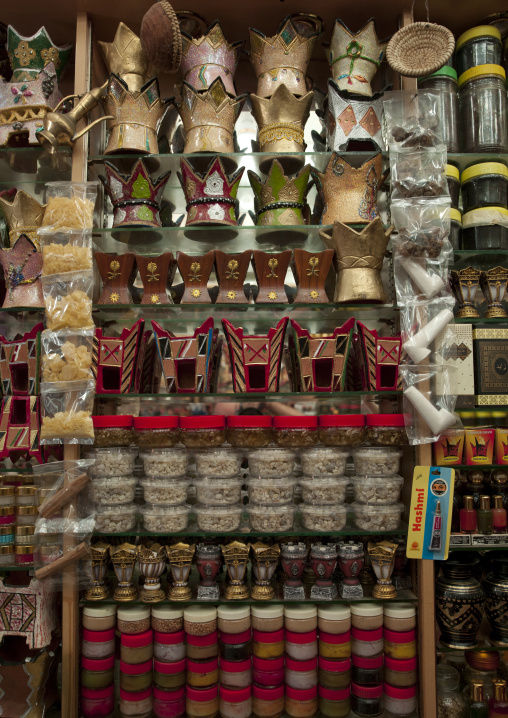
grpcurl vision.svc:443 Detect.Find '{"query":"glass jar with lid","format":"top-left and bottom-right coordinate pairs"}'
top-left (179, 415), bottom-right (226, 448)
top-left (184, 605), bottom-right (217, 636)
top-left (351, 627), bottom-right (384, 658)
top-left (351, 603), bottom-right (383, 631)
top-left (218, 605), bottom-right (251, 634)
top-left (284, 604), bottom-right (317, 633)
top-left (462, 162), bottom-right (508, 212)
top-left (445, 165), bottom-right (461, 210)
top-left (318, 657), bottom-right (351, 690)
top-left (383, 604), bottom-right (416, 632)
top-left (154, 629), bottom-right (186, 662)
top-left (285, 657), bottom-right (318, 690)
top-left (252, 629), bottom-right (285, 660)
top-left (151, 605), bottom-right (183, 633)
top-left (384, 656), bottom-right (417, 688)
top-left (418, 67), bottom-right (459, 152)
top-left (133, 416), bottom-right (180, 448)
top-left (92, 414), bottom-right (134, 447)
top-left (186, 685), bottom-right (219, 718)
top-left (119, 687), bottom-right (152, 718)
top-left (186, 631), bottom-right (219, 661)
top-left (82, 605), bottom-right (117, 632)
top-left (383, 683), bottom-right (418, 716)
top-left (318, 414), bottom-right (365, 446)
top-left (153, 658), bottom-right (186, 691)
top-left (120, 629), bottom-right (154, 664)
top-left (318, 631), bottom-right (351, 660)
top-left (186, 658), bottom-right (219, 688)
top-left (459, 65), bottom-right (508, 153)
top-left (81, 685), bottom-right (114, 718)
top-left (285, 630), bottom-right (318, 661)
top-left (220, 658), bottom-right (252, 690)
top-left (318, 686), bottom-right (351, 718)
top-left (351, 683), bottom-right (383, 717)
top-left (448, 209), bottom-right (462, 250)
top-left (226, 415), bottom-right (273, 448)
top-left (252, 684), bottom-right (284, 718)
top-left (253, 655), bottom-right (284, 688)
top-left (153, 685), bottom-right (185, 718)
top-left (285, 685), bottom-right (318, 718)
top-left (15, 525), bottom-right (35, 545)
top-left (117, 605), bottom-right (150, 635)
top-left (219, 628), bottom-right (252, 662)
top-left (365, 414), bottom-right (408, 447)
top-left (0, 486), bottom-right (15, 506)
top-left (80, 655), bottom-right (115, 690)
top-left (273, 416), bottom-right (318, 448)
top-left (119, 660), bottom-right (153, 692)
top-left (437, 665), bottom-right (467, 718)
top-left (351, 654), bottom-right (384, 685)
top-left (462, 207), bottom-right (508, 250)
top-left (219, 686), bottom-right (252, 718)
top-left (251, 605), bottom-right (283, 633)
top-left (456, 25), bottom-right (503, 76)
top-left (463, 650), bottom-right (500, 702)
top-left (16, 485), bottom-right (39, 507)
top-left (318, 605), bottom-right (351, 635)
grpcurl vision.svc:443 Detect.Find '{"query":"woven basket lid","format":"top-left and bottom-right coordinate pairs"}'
top-left (387, 0), bottom-right (455, 79)
top-left (140, 0), bottom-right (182, 73)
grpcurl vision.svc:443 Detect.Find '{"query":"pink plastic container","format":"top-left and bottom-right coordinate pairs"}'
top-left (153, 685), bottom-right (186, 718)
top-left (81, 685), bottom-right (114, 718)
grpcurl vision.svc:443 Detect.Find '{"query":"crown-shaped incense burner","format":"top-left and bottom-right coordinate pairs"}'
top-left (249, 160), bottom-right (311, 226)
top-left (7, 25), bottom-right (72, 82)
top-left (327, 19), bottom-right (387, 97)
top-left (104, 74), bottom-right (172, 154)
top-left (92, 320), bottom-right (146, 394)
top-left (0, 62), bottom-right (63, 146)
top-left (0, 234), bottom-right (43, 308)
top-left (99, 23), bottom-right (155, 93)
top-left (326, 80), bottom-right (387, 152)
top-left (356, 322), bottom-right (402, 392)
top-left (222, 317), bottom-right (288, 393)
top-left (288, 318), bottom-right (355, 392)
top-left (249, 14), bottom-right (322, 98)
top-left (177, 77), bottom-right (247, 154)
top-left (180, 20), bottom-right (244, 95)
top-left (178, 156), bottom-right (244, 227)
top-left (312, 152), bottom-right (383, 225)
top-left (251, 84), bottom-right (313, 156)
top-left (103, 159), bottom-right (170, 229)
top-left (0, 189), bottom-right (47, 248)
top-left (0, 323), bottom-right (42, 396)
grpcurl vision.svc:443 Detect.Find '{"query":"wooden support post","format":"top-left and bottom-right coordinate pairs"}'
top-left (61, 11), bottom-right (92, 718)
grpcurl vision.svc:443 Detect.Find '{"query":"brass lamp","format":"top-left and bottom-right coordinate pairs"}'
top-left (166, 542), bottom-right (195, 601)
top-left (250, 542), bottom-right (280, 601)
top-left (83, 542), bottom-right (110, 601)
top-left (110, 543), bottom-right (138, 602)
top-left (221, 541), bottom-right (250, 600)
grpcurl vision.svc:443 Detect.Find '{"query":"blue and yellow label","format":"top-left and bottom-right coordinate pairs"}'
top-left (406, 466), bottom-right (455, 561)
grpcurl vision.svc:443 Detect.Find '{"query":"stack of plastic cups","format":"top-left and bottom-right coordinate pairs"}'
top-left (185, 607), bottom-right (219, 718)
top-left (251, 606), bottom-right (285, 718)
top-left (118, 607), bottom-right (153, 718)
top-left (350, 604), bottom-right (384, 717)
top-left (317, 606), bottom-right (352, 717)
top-left (218, 606), bottom-right (252, 718)
top-left (151, 606), bottom-right (186, 718)
top-left (80, 606), bottom-right (116, 718)
top-left (383, 604), bottom-right (418, 717)
top-left (284, 605), bottom-right (319, 718)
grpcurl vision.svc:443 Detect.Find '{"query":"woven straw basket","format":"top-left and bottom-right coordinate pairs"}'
top-left (387, 3), bottom-right (455, 78)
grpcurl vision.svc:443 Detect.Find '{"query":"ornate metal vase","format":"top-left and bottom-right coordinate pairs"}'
top-left (436, 553), bottom-right (485, 649)
top-left (221, 541), bottom-right (250, 600)
top-left (450, 267), bottom-right (481, 318)
top-left (338, 541), bottom-right (364, 598)
top-left (110, 543), bottom-right (138, 601)
top-left (310, 543), bottom-right (339, 600)
top-left (482, 556), bottom-right (508, 646)
top-left (251, 542), bottom-right (280, 601)
top-left (281, 542), bottom-right (309, 600)
top-left (368, 540), bottom-right (398, 599)
top-left (196, 544), bottom-right (222, 601)
top-left (83, 542), bottom-right (110, 601)
top-left (166, 542), bottom-right (195, 601)
top-left (138, 543), bottom-right (166, 603)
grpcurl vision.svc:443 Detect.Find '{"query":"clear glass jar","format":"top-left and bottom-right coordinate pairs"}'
top-left (140, 477), bottom-right (187, 506)
top-left (352, 475), bottom-right (403, 505)
top-left (365, 414), bottom-right (408, 446)
top-left (299, 477), bottom-right (349, 504)
top-left (248, 448), bottom-right (296, 477)
top-left (219, 686), bottom-right (252, 718)
top-left (446, 164), bottom-right (461, 209)
top-left (248, 477), bottom-right (295, 505)
top-left (318, 414), bottom-right (365, 446)
top-left (92, 477), bottom-right (137, 505)
top-left (253, 685), bottom-right (284, 718)
top-left (253, 655), bottom-right (284, 687)
top-left (351, 683), bottom-right (383, 717)
top-left (0, 506), bottom-right (15, 526)
top-left (383, 604), bottom-right (416, 632)
top-left (285, 685), bottom-right (318, 718)
top-left (226, 415), bottom-right (273, 448)
top-left (351, 603), bottom-right (383, 631)
top-left (461, 208), bottom-right (508, 249)
top-left (92, 415), bottom-right (133, 447)
top-left (86, 447), bottom-right (138, 477)
top-left (153, 685), bottom-right (185, 718)
top-left (318, 686), bottom-right (351, 718)
top-left (95, 503), bottom-right (136, 533)
top-left (133, 416), bottom-right (180, 448)
top-left (0, 544), bottom-right (14, 565)
top-left (15, 544), bottom-right (34, 565)
top-left (140, 447), bottom-right (189, 477)
top-left (456, 26), bottom-right (503, 76)
top-left (120, 659), bottom-right (153, 692)
top-left (154, 658), bottom-right (186, 690)
top-left (383, 683), bottom-right (417, 716)
top-left (119, 687), bottom-right (153, 718)
top-left (351, 627), bottom-right (384, 657)
top-left (140, 504), bottom-right (189, 534)
top-left (179, 415), bottom-right (226, 448)
top-left (154, 629), bottom-right (186, 662)
top-left (418, 68), bottom-right (459, 152)
top-left (14, 525), bottom-right (35, 545)
top-left (81, 685), bottom-right (114, 718)
top-left (318, 657), bottom-right (351, 690)
top-left (220, 658), bottom-right (252, 689)
top-left (437, 666), bottom-right (467, 718)
top-left (82, 628), bottom-right (115, 659)
top-left (273, 416), bottom-right (318, 448)
top-left (461, 162), bottom-right (508, 212)
top-left (186, 658), bottom-right (219, 688)
top-left (15, 505), bottom-right (37, 525)
top-left (459, 65), bottom-right (508, 153)
top-left (285, 657), bottom-right (318, 689)
top-left (352, 654), bottom-right (384, 685)
top-left (0, 527), bottom-right (14, 545)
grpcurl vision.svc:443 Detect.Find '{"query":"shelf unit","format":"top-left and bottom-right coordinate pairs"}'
top-left (1, 1), bottom-right (508, 716)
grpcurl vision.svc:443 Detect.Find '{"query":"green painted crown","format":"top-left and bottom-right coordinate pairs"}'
top-left (7, 25), bottom-right (72, 82)
top-left (248, 159), bottom-right (311, 227)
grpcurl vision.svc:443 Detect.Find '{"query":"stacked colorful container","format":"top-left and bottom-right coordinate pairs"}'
top-left (350, 604), bottom-right (384, 717)
top-left (317, 605), bottom-right (351, 717)
top-left (118, 606), bottom-right (153, 717)
top-left (383, 604), bottom-right (418, 717)
top-left (80, 605), bottom-right (116, 718)
top-left (152, 606), bottom-right (186, 718)
top-left (284, 605), bottom-right (318, 718)
top-left (251, 605), bottom-right (285, 718)
top-left (218, 606), bottom-right (252, 718)
top-left (184, 606), bottom-right (219, 718)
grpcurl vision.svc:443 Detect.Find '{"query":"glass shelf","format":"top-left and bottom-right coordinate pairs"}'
top-left (0, 147), bottom-right (72, 183)
top-left (453, 249), bottom-right (508, 270)
top-left (0, 565), bottom-right (35, 572)
top-left (455, 317), bottom-right (508, 324)
top-left (95, 390), bottom-right (402, 402)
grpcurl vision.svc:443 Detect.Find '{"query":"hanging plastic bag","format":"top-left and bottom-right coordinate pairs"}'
top-left (41, 328), bottom-right (94, 383)
top-left (42, 269), bottom-right (94, 331)
top-left (383, 90), bottom-right (446, 149)
top-left (399, 296), bottom-right (455, 363)
top-left (392, 233), bottom-right (453, 303)
top-left (39, 230), bottom-right (93, 276)
top-left (40, 379), bottom-right (95, 444)
top-left (390, 147), bottom-right (448, 201)
top-left (41, 181), bottom-right (98, 231)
